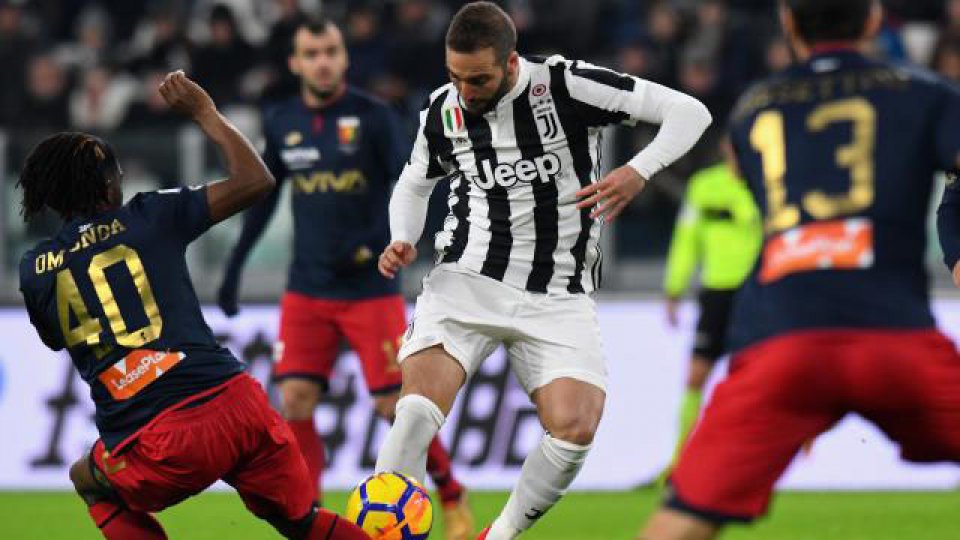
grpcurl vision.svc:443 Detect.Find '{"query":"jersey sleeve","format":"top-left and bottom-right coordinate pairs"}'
top-left (390, 96), bottom-right (452, 244)
top-left (937, 176), bottom-right (960, 271)
top-left (143, 185), bottom-right (213, 244)
top-left (262, 113), bottom-right (289, 183)
top-left (935, 80), bottom-right (960, 173)
top-left (18, 255), bottom-right (63, 351)
top-left (562, 59), bottom-right (712, 179)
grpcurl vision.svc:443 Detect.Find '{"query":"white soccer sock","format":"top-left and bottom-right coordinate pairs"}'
top-left (374, 394), bottom-right (445, 483)
top-left (487, 433), bottom-right (592, 539)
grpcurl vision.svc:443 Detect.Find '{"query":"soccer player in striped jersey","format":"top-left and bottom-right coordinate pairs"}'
top-left (217, 18), bottom-right (473, 536)
top-left (373, 3), bottom-right (712, 538)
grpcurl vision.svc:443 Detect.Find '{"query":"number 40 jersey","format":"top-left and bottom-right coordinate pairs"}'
top-left (728, 50), bottom-right (960, 351)
top-left (19, 187), bottom-right (243, 451)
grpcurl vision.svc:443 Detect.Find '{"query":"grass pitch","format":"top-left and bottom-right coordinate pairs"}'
top-left (0, 489), bottom-right (956, 539)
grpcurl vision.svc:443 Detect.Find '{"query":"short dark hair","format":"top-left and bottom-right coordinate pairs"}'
top-left (295, 14), bottom-right (334, 37)
top-left (17, 132), bottom-right (119, 221)
top-left (446, 1), bottom-right (517, 64)
top-left (784, 0), bottom-right (873, 43)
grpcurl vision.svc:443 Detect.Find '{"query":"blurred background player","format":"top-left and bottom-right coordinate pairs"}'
top-left (216, 16), bottom-right (473, 537)
top-left (640, 1), bottom-right (960, 538)
top-left (17, 72), bottom-right (368, 540)
top-left (375, 3), bottom-right (710, 539)
top-left (660, 140), bottom-right (761, 480)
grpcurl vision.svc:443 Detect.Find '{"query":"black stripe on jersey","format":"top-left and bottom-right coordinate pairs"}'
top-left (550, 63), bottom-right (594, 294)
top-left (571, 60), bottom-right (636, 91)
top-left (464, 112), bottom-right (513, 281)
top-left (514, 82), bottom-right (559, 293)
top-left (442, 174), bottom-right (471, 263)
top-left (424, 90), bottom-right (453, 178)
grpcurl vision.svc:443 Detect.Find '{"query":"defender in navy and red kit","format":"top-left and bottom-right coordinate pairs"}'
top-left (18, 73), bottom-right (368, 540)
top-left (642, 2), bottom-right (960, 538)
top-left (217, 17), bottom-right (472, 535)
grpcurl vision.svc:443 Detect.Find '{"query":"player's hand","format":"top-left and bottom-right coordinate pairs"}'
top-left (379, 241), bottom-right (417, 279)
top-left (665, 297), bottom-right (680, 328)
top-left (159, 70), bottom-right (217, 122)
top-left (576, 165), bottom-right (647, 222)
top-left (217, 273), bottom-right (241, 318)
top-left (953, 261), bottom-right (960, 288)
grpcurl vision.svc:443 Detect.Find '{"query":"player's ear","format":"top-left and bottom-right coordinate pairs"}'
top-left (288, 54), bottom-right (301, 77)
top-left (506, 51), bottom-right (519, 76)
top-left (778, 4), bottom-right (806, 59)
top-left (863, 0), bottom-right (884, 41)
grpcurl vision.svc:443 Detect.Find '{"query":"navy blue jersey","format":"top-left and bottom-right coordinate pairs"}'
top-left (226, 88), bottom-right (405, 300)
top-left (728, 50), bottom-right (960, 350)
top-left (19, 186), bottom-right (243, 450)
top-left (937, 175), bottom-right (960, 269)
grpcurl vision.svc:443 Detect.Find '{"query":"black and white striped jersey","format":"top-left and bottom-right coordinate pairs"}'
top-left (392, 54), bottom-right (711, 294)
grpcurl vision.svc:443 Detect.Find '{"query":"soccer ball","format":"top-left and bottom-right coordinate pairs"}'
top-left (345, 471), bottom-right (433, 539)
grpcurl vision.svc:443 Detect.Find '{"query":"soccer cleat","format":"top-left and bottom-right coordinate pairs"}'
top-left (476, 526), bottom-right (490, 539)
top-left (442, 493), bottom-right (475, 540)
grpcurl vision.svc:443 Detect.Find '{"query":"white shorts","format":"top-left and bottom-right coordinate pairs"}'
top-left (399, 264), bottom-right (606, 393)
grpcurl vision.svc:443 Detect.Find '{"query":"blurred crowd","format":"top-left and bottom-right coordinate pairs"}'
top-left (2, 0), bottom-right (960, 261)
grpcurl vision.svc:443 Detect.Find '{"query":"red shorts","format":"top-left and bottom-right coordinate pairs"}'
top-left (92, 374), bottom-right (315, 520)
top-left (273, 292), bottom-right (406, 394)
top-left (670, 329), bottom-right (960, 522)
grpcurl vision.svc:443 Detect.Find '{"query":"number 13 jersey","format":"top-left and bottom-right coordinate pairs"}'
top-left (19, 186), bottom-right (243, 451)
top-left (728, 50), bottom-right (960, 351)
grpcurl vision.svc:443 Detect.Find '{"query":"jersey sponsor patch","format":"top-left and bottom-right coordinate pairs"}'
top-left (337, 116), bottom-right (360, 152)
top-left (98, 350), bottom-right (185, 400)
top-left (442, 103), bottom-right (466, 138)
top-left (760, 218), bottom-right (874, 284)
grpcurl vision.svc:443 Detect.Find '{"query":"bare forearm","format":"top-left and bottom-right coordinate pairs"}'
top-left (198, 112), bottom-right (275, 223)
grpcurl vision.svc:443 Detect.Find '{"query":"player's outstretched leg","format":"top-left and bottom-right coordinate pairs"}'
top-left (375, 346), bottom-right (465, 482)
top-left (69, 455), bottom-right (167, 539)
top-left (280, 379), bottom-right (327, 500)
top-left (485, 378), bottom-right (604, 539)
top-left (373, 391), bottom-right (474, 539)
top-left (305, 507), bottom-right (371, 539)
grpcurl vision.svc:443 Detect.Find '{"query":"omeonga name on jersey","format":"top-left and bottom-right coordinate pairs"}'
top-left (400, 54), bottom-right (656, 295)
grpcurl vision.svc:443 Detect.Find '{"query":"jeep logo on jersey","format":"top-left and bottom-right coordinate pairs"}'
top-left (467, 153), bottom-right (562, 189)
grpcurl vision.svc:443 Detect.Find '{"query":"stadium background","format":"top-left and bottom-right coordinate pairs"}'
top-left (1, 0), bottom-right (959, 538)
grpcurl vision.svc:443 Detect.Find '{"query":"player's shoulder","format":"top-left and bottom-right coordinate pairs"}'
top-left (687, 163), bottom-right (729, 197)
top-left (886, 59), bottom-right (959, 96)
top-left (420, 83), bottom-right (456, 112)
top-left (345, 86), bottom-right (390, 111)
top-left (261, 94), bottom-right (303, 123)
top-left (728, 69), bottom-right (795, 128)
top-left (126, 186), bottom-right (203, 215)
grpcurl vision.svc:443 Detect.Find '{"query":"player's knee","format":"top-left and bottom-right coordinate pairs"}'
top-left (69, 457), bottom-right (109, 505)
top-left (546, 409), bottom-right (602, 446)
top-left (280, 381), bottom-right (322, 421)
top-left (372, 393), bottom-right (399, 420)
top-left (550, 419), bottom-right (599, 446)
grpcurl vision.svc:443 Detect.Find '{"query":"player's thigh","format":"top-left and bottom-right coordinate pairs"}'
top-left (274, 292), bottom-right (340, 387)
top-left (669, 342), bottom-right (842, 521)
top-left (508, 293), bottom-right (607, 395)
top-left (865, 330), bottom-right (960, 462)
top-left (338, 294), bottom-right (406, 396)
top-left (228, 384), bottom-right (317, 522)
top-left (398, 267), bottom-right (507, 410)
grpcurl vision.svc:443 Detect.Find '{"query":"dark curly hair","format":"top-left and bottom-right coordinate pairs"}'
top-left (17, 132), bottom-right (120, 222)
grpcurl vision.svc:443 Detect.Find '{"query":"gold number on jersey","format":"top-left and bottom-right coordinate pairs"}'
top-left (57, 244), bottom-right (163, 350)
top-left (750, 97), bottom-right (877, 232)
